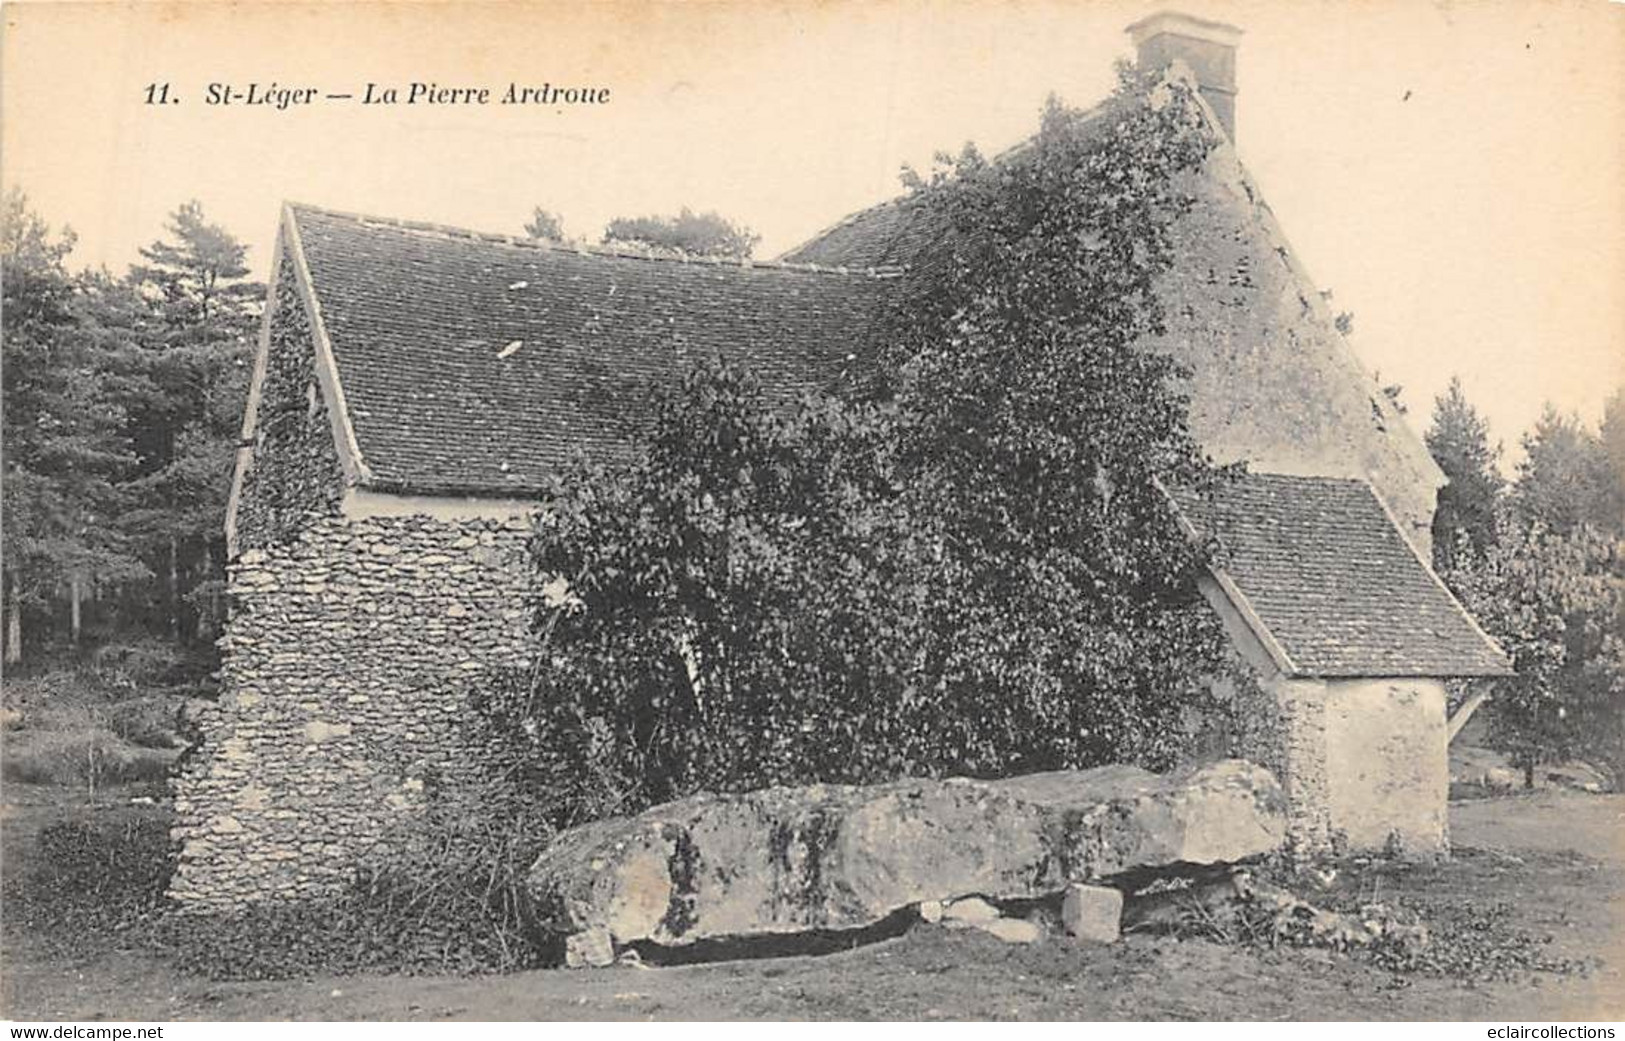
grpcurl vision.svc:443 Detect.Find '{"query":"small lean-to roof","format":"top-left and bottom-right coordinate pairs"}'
top-left (283, 204), bottom-right (900, 497)
top-left (1174, 473), bottom-right (1512, 679)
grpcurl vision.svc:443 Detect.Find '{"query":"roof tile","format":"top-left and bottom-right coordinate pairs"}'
top-left (1176, 474), bottom-right (1511, 678)
top-left (289, 204), bottom-right (898, 496)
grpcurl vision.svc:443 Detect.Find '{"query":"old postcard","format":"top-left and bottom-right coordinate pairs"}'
top-left (2, 0), bottom-right (1621, 1025)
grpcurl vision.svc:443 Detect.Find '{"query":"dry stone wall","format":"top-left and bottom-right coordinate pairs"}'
top-left (170, 511), bottom-right (534, 908)
top-left (1260, 680), bottom-right (1332, 855)
top-left (236, 257), bottom-right (345, 547)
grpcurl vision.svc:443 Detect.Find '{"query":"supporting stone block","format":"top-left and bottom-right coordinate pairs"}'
top-left (942, 896), bottom-right (1000, 925)
top-left (972, 917), bottom-right (1043, 944)
top-left (564, 925), bottom-right (616, 968)
top-left (1061, 883), bottom-right (1123, 943)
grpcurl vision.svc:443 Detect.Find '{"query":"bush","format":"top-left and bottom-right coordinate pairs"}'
top-left (345, 776), bottom-right (554, 974)
top-left (91, 639), bottom-right (190, 689)
top-left (159, 778), bottom-right (556, 979)
top-left (5, 758), bottom-right (552, 978)
top-left (106, 696), bottom-right (183, 749)
top-left (2, 813), bottom-right (174, 960)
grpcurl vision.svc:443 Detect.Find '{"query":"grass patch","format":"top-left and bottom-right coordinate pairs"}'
top-left (2, 726), bottom-right (176, 789)
top-left (2, 683), bottom-right (183, 793)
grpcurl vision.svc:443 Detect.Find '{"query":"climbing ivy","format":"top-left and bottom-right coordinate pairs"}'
top-left (877, 64), bottom-right (1239, 772)
top-left (480, 66), bottom-right (1250, 824)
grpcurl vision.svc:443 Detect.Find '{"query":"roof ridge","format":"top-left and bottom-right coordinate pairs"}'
top-left (773, 195), bottom-right (913, 263)
top-left (1248, 472), bottom-right (1366, 486)
top-left (285, 201), bottom-right (904, 280)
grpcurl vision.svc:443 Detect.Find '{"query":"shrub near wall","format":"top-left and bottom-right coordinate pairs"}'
top-left (160, 775), bottom-right (555, 979)
top-left (3, 791), bottom-right (552, 979)
top-left (1, 814), bottom-right (174, 962)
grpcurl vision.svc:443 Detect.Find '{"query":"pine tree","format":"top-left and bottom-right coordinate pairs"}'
top-left (121, 201), bottom-right (260, 649)
top-left (1425, 376), bottom-right (1504, 572)
top-left (1514, 405), bottom-right (1612, 537)
top-left (1, 191), bottom-right (147, 663)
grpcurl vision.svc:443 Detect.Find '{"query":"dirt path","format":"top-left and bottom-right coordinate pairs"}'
top-left (4, 790), bottom-right (1622, 1021)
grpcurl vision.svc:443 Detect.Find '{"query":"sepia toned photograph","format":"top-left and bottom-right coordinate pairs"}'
top-left (1, 0), bottom-right (1621, 1024)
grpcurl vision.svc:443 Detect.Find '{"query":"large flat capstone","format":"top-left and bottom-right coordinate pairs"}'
top-left (527, 759), bottom-right (1285, 947)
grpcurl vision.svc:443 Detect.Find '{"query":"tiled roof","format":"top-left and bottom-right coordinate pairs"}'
top-left (781, 197), bottom-right (941, 270)
top-left (1175, 474), bottom-right (1511, 678)
top-left (287, 204), bottom-right (900, 497)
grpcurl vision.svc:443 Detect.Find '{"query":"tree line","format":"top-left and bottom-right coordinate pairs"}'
top-left (1427, 377), bottom-right (1625, 784)
top-left (2, 191), bottom-right (259, 674)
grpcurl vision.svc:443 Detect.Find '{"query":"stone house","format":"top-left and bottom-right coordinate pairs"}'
top-left (170, 11), bottom-right (1508, 909)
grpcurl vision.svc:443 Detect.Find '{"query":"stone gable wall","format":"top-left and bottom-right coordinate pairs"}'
top-left (170, 512), bottom-right (533, 908)
top-left (1152, 148), bottom-right (1443, 559)
top-left (236, 257), bottom-right (345, 549)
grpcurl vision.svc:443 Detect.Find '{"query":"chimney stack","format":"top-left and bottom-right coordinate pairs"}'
top-left (1126, 11), bottom-right (1243, 140)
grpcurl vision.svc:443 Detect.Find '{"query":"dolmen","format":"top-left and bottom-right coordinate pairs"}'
top-left (527, 758), bottom-right (1286, 966)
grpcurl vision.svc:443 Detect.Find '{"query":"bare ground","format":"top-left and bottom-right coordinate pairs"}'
top-left (3, 787), bottom-right (1622, 1022)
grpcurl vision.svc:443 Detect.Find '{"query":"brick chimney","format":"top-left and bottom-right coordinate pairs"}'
top-left (1126, 11), bottom-right (1243, 140)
